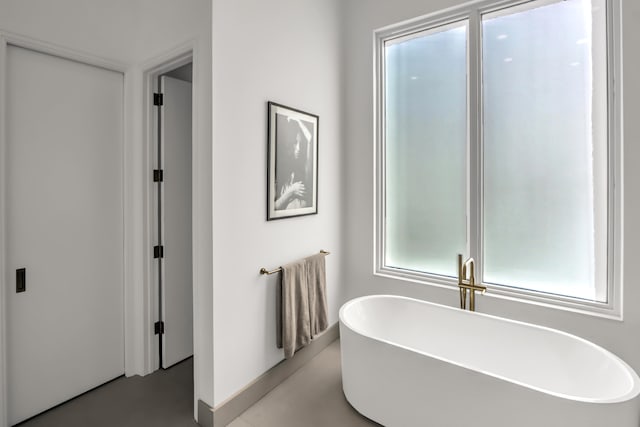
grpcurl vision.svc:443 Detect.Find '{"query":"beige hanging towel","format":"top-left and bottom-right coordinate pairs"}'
top-left (305, 253), bottom-right (328, 338)
top-left (278, 259), bottom-right (311, 359)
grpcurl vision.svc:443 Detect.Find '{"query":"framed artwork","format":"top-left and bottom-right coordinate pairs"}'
top-left (267, 102), bottom-right (319, 220)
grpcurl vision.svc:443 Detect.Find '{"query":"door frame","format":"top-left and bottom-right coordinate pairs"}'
top-left (135, 40), bottom-right (209, 421)
top-left (0, 32), bottom-right (129, 427)
top-left (140, 45), bottom-right (195, 374)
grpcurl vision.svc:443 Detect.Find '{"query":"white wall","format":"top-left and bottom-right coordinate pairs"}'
top-left (211, 0), bottom-right (344, 407)
top-left (343, 0), bottom-right (640, 375)
top-left (6, 0), bottom-right (635, 420)
top-left (0, 0), bottom-right (210, 64)
top-left (0, 0), bottom-right (214, 417)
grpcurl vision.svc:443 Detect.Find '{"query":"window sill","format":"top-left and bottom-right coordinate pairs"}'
top-left (374, 266), bottom-right (623, 321)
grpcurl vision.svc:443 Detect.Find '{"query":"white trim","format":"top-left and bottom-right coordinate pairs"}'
top-left (373, 0), bottom-right (624, 320)
top-left (123, 66), bottom-right (144, 377)
top-left (375, 268), bottom-right (623, 320)
top-left (610, 0), bottom-right (624, 320)
top-left (0, 31), bottom-right (128, 427)
top-left (137, 38), bottom-right (210, 420)
top-left (0, 33), bottom-right (8, 427)
top-left (138, 41), bottom-right (196, 375)
top-left (481, 0), bottom-right (564, 20)
top-left (373, 0), bottom-right (536, 37)
top-left (469, 10), bottom-right (480, 265)
top-left (384, 19), bottom-right (468, 47)
top-left (372, 28), bottom-right (386, 277)
top-left (0, 32), bottom-right (128, 73)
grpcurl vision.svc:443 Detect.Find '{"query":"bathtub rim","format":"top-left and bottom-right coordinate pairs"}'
top-left (339, 294), bottom-right (640, 404)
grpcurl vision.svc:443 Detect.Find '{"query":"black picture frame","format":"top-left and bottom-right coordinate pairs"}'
top-left (267, 102), bottom-right (319, 220)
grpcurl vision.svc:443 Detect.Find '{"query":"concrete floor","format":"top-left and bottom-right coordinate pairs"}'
top-left (15, 339), bottom-right (378, 427)
top-left (227, 340), bottom-right (379, 427)
top-left (15, 358), bottom-right (197, 427)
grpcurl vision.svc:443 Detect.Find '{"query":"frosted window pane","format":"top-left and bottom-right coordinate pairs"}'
top-left (482, 0), bottom-right (607, 301)
top-left (385, 22), bottom-right (467, 277)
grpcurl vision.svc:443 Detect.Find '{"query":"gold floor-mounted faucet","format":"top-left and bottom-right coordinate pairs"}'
top-left (457, 254), bottom-right (487, 311)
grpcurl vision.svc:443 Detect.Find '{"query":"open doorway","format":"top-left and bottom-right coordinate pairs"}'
top-left (153, 61), bottom-right (194, 370)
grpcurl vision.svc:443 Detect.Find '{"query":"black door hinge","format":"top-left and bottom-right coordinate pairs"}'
top-left (153, 93), bottom-right (164, 106)
top-left (153, 245), bottom-right (164, 259)
top-left (154, 321), bottom-right (165, 335)
top-left (153, 169), bottom-right (164, 182)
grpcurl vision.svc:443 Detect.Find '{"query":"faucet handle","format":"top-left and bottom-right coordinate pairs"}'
top-left (457, 282), bottom-right (487, 294)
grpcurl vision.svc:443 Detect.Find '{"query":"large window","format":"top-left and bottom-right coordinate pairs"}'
top-left (376, 0), bottom-right (621, 316)
top-left (385, 21), bottom-right (468, 277)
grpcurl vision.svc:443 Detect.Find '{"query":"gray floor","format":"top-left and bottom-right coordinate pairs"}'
top-left (16, 358), bottom-right (198, 427)
top-left (15, 340), bottom-right (378, 427)
top-left (228, 340), bottom-right (379, 427)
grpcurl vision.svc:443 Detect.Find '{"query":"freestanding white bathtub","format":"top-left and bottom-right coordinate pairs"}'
top-left (339, 295), bottom-right (640, 427)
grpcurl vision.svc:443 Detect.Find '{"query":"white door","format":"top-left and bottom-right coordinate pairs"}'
top-left (160, 75), bottom-right (193, 368)
top-left (5, 46), bottom-right (124, 425)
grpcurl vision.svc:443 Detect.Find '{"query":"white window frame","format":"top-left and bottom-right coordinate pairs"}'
top-left (374, 0), bottom-right (623, 319)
